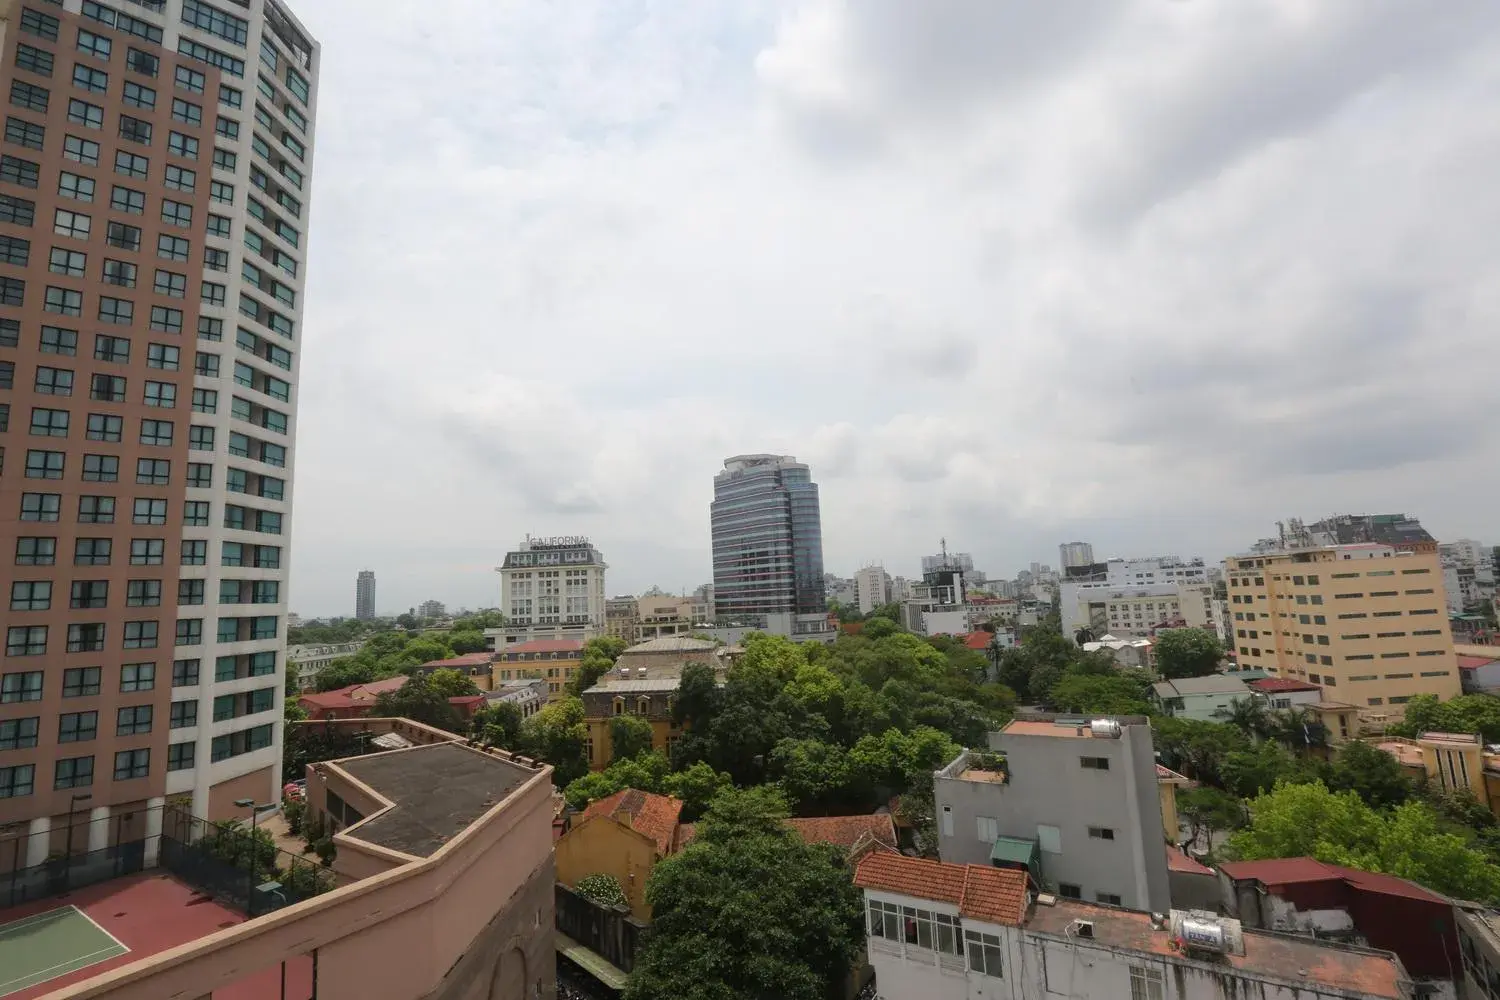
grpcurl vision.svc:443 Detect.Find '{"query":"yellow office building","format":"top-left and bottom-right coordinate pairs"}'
top-left (1226, 544), bottom-right (1461, 722)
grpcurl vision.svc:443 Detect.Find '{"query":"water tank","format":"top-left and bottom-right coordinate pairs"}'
top-left (1090, 719), bottom-right (1122, 739)
top-left (1177, 914), bottom-right (1227, 954)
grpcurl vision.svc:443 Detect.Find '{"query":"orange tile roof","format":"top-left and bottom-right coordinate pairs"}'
top-left (853, 851), bottom-right (1029, 926)
top-left (672, 814), bottom-right (897, 853)
top-left (581, 788), bottom-right (683, 856)
top-left (419, 652), bottom-right (495, 668)
top-left (1165, 845), bottom-right (1214, 875)
top-left (963, 631), bottom-right (994, 650)
top-left (786, 815), bottom-right (897, 851)
top-left (504, 639), bottom-right (585, 654)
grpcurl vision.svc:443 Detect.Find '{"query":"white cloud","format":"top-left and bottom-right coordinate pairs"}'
top-left (286, 0), bottom-right (1500, 614)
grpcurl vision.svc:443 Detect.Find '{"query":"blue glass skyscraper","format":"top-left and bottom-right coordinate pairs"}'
top-left (711, 455), bottom-right (826, 618)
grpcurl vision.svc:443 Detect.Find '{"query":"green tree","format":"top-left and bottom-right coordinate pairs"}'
top-left (1177, 786), bottom-right (1245, 848)
top-left (769, 738), bottom-right (850, 814)
top-left (1047, 673), bottom-right (1151, 715)
top-left (473, 701), bottom-right (522, 748)
top-left (661, 761), bottom-right (733, 821)
top-left (1152, 717), bottom-right (1251, 788)
top-left (567, 635), bottom-right (631, 697)
top-left (425, 667), bottom-right (479, 699)
top-left (398, 637), bottom-right (452, 669)
top-left (1220, 740), bottom-right (1320, 799)
top-left (1230, 781), bottom-right (1500, 902)
top-left (518, 696), bottom-right (590, 786)
top-left (447, 630), bottom-right (489, 654)
top-left (1388, 694), bottom-right (1500, 743)
top-left (1219, 697), bottom-right (1274, 740)
top-left (1153, 628), bottom-right (1224, 679)
top-left (625, 787), bottom-right (864, 1000)
top-left (371, 674), bottom-right (463, 733)
top-left (1325, 740), bottom-right (1413, 809)
top-left (314, 656), bottom-right (376, 692)
top-left (610, 714), bottom-right (655, 762)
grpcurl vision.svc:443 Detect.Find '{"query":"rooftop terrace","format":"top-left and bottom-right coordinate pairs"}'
top-left (336, 742), bottom-right (536, 857)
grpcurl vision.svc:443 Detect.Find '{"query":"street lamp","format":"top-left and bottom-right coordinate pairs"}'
top-left (64, 793), bottom-right (92, 862)
top-left (233, 797), bottom-right (260, 833)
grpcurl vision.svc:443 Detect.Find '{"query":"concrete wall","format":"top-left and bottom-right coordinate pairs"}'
top-left (206, 766), bottom-right (276, 822)
top-left (935, 724), bottom-right (1169, 912)
top-left (554, 815), bottom-right (659, 921)
top-left (49, 761), bottom-right (557, 1000)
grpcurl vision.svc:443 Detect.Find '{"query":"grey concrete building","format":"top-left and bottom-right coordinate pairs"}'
top-left (933, 714), bottom-right (1170, 913)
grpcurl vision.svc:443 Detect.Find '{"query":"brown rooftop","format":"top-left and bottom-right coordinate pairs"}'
top-left (334, 743), bottom-right (538, 857)
top-left (1025, 900), bottom-right (1405, 998)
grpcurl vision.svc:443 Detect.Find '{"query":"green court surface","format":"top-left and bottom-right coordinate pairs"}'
top-left (0, 905), bottom-right (129, 997)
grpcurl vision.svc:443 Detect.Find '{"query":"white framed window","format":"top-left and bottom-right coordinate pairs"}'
top-left (1130, 965), bottom-right (1165, 1000)
top-left (977, 815), bottom-right (999, 843)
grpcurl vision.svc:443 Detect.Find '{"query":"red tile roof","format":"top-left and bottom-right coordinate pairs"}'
top-left (1248, 677), bottom-right (1322, 693)
top-left (1458, 654), bottom-right (1500, 671)
top-left (786, 815), bottom-right (897, 851)
top-left (854, 851), bottom-right (1029, 926)
top-left (672, 814), bottom-right (897, 853)
top-left (581, 789), bottom-right (683, 856)
top-left (1165, 845), bottom-right (1214, 875)
top-left (1217, 857), bottom-right (1447, 904)
top-left (963, 631), bottom-right (993, 650)
top-left (419, 652), bottom-right (495, 669)
top-left (1155, 764), bottom-right (1192, 784)
top-left (505, 639), bottom-right (585, 654)
top-left (298, 675), bottom-right (409, 710)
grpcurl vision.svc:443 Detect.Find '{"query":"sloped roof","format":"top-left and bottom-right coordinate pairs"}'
top-left (963, 631), bottom-right (993, 650)
top-left (504, 639), bottom-right (584, 654)
top-left (1153, 674), bottom-right (1251, 697)
top-left (298, 675), bottom-right (409, 710)
top-left (672, 813), bottom-right (897, 853)
top-left (1217, 858), bottom-right (1448, 904)
top-left (581, 788), bottom-right (683, 856)
top-left (1165, 845), bottom-right (1214, 875)
top-left (419, 652), bottom-right (495, 668)
top-left (1248, 677), bottom-right (1322, 693)
top-left (1458, 654), bottom-right (1500, 671)
top-left (621, 636), bottom-right (717, 654)
top-left (1154, 764), bottom-right (1191, 785)
top-left (787, 815), bottom-right (897, 851)
top-left (853, 851), bottom-right (1029, 927)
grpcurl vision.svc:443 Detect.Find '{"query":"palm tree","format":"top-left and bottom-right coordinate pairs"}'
top-left (1218, 696), bottom-right (1273, 740)
top-left (1275, 707), bottom-right (1327, 750)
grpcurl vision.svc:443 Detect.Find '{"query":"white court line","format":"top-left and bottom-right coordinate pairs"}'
top-left (0, 904), bottom-right (79, 939)
top-left (73, 907), bottom-right (128, 953)
top-left (0, 942), bottom-right (128, 992)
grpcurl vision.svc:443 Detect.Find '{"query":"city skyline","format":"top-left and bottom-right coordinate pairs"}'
top-left (278, 1), bottom-right (1500, 619)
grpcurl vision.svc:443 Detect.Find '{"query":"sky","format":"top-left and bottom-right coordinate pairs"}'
top-left (286, 0), bottom-right (1500, 617)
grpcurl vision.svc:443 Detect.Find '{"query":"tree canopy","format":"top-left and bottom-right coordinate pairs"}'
top-left (1153, 628), bottom-right (1224, 679)
top-left (1229, 781), bottom-right (1500, 902)
top-left (623, 787), bottom-right (865, 1000)
top-left (1387, 694), bottom-right (1500, 744)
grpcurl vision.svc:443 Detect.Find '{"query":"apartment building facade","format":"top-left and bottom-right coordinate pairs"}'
top-left (495, 535), bottom-right (606, 646)
top-left (0, 0), bottom-right (317, 855)
top-left (933, 715), bottom-right (1170, 913)
top-left (1060, 579), bottom-right (1215, 639)
top-left (855, 850), bottom-right (1411, 1000)
top-left (1226, 544), bottom-right (1460, 719)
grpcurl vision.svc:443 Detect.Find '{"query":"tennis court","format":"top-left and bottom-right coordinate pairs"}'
top-left (0, 905), bottom-right (129, 997)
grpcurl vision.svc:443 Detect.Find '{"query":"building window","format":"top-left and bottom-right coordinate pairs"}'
top-left (0, 765), bottom-right (35, 798)
top-left (5, 625), bottom-right (47, 657)
top-left (113, 748), bottom-right (149, 780)
top-left (62, 666), bottom-right (101, 697)
top-left (55, 756), bottom-right (94, 789)
top-left (116, 705), bottom-right (152, 736)
top-left (0, 716), bottom-right (39, 751)
top-left (1130, 965), bottom-right (1165, 1000)
top-left (120, 662), bottom-right (154, 692)
top-left (1057, 883), bottom-right (1082, 899)
top-left (1088, 826), bottom-right (1115, 841)
top-left (977, 815), bottom-right (999, 843)
top-left (1080, 756), bottom-right (1109, 770)
top-left (1096, 891), bottom-right (1123, 905)
top-left (167, 742), bottom-right (195, 771)
top-left (58, 711), bottom-right (97, 743)
top-left (965, 930), bottom-right (1003, 978)
top-left (172, 658), bottom-right (200, 687)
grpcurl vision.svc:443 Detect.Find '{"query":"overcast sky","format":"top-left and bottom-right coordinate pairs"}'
top-left (287, 0), bottom-right (1500, 617)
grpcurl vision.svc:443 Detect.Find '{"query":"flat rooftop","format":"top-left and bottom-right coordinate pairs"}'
top-left (958, 767), bottom-right (1007, 783)
top-left (0, 873), bottom-right (309, 1000)
top-left (337, 742), bottom-right (536, 857)
top-left (1026, 900), bottom-right (1404, 999)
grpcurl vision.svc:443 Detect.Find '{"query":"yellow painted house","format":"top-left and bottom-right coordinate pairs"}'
top-left (554, 789), bottom-right (684, 921)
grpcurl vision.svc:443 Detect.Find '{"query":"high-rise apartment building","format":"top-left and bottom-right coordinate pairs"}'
top-left (417, 598), bottom-right (444, 619)
top-left (354, 568), bottom-right (375, 620)
top-left (1058, 540), bottom-right (1094, 568)
top-left (1226, 543), bottom-right (1461, 719)
top-left (0, 0), bottom-right (318, 846)
top-left (710, 454), bottom-right (825, 618)
top-left (853, 563), bottom-right (888, 614)
top-left (495, 535), bottom-right (606, 647)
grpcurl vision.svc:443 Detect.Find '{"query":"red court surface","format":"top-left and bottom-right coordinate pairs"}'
top-left (1, 873), bottom-right (313, 1000)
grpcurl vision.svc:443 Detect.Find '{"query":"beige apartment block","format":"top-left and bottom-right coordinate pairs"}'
top-left (1226, 544), bottom-right (1460, 721)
